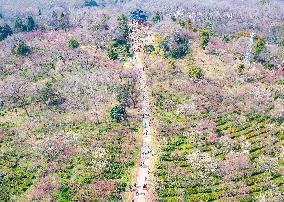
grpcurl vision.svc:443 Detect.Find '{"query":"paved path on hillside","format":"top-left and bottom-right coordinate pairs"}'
top-left (131, 26), bottom-right (153, 201)
top-left (133, 50), bottom-right (152, 202)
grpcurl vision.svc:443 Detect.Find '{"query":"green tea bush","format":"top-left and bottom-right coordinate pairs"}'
top-left (253, 36), bottom-right (266, 55)
top-left (107, 48), bottom-right (119, 60)
top-left (107, 38), bottom-right (131, 60)
top-left (199, 29), bottom-right (214, 49)
top-left (221, 34), bottom-right (234, 43)
top-left (68, 38), bottom-right (79, 49)
top-left (110, 105), bottom-right (127, 122)
top-left (237, 63), bottom-right (245, 74)
top-left (12, 41), bottom-right (31, 56)
top-left (188, 66), bottom-right (204, 79)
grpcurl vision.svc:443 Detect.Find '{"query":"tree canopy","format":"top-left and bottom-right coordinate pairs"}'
top-left (0, 24), bottom-right (13, 41)
top-left (130, 9), bottom-right (148, 22)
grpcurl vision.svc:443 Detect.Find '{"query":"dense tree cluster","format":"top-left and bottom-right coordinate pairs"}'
top-left (14, 16), bottom-right (35, 32)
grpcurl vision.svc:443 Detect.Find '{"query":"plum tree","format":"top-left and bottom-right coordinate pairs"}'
top-left (0, 75), bottom-right (35, 116)
top-left (117, 69), bottom-right (140, 108)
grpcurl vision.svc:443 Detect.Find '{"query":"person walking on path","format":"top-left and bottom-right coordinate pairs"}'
top-left (144, 122), bottom-right (147, 129)
top-left (143, 184), bottom-right (148, 190)
top-left (144, 130), bottom-right (148, 136)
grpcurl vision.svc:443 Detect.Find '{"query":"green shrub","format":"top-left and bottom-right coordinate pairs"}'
top-left (259, 0), bottom-right (270, 5)
top-left (240, 195), bottom-right (254, 202)
top-left (117, 86), bottom-right (130, 106)
top-left (221, 34), bottom-right (233, 43)
top-left (152, 12), bottom-right (161, 23)
top-left (0, 122), bottom-right (15, 129)
top-left (171, 15), bottom-right (177, 22)
top-left (210, 192), bottom-right (221, 200)
top-left (199, 29), bottom-right (214, 49)
top-left (237, 63), bottom-right (245, 74)
top-left (12, 41), bottom-right (31, 56)
top-left (107, 48), bottom-right (119, 60)
top-left (14, 17), bottom-right (25, 32)
top-left (0, 24), bottom-right (13, 41)
top-left (25, 16), bottom-right (35, 32)
top-left (253, 36), bottom-right (265, 55)
top-left (186, 193), bottom-right (211, 202)
top-left (39, 81), bottom-right (65, 112)
top-left (84, 0), bottom-right (98, 7)
top-left (54, 183), bottom-right (72, 202)
top-left (161, 34), bottom-right (190, 59)
top-left (167, 42), bottom-right (189, 59)
top-left (107, 38), bottom-right (131, 60)
top-left (275, 80), bottom-right (284, 85)
top-left (14, 16), bottom-right (36, 32)
top-left (68, 38), bottom-right (79, 49)
top-left (263, 62), bottom-right (276, 70)
top-left (0, 66), bottom-right (12, 79)
top-left (188, 66), bottom-right (204, 79)
top-left (117, 14), bottom-right (129, 38)
top-left (144, 44), bottom-right (155, 54)
top-left (110, 105), bottom-right (127, 122)
top-left (157, 188), bottom-right (179, 197)
top-left (131, 125), bottom-right (139, 132)
top-left (248, 184), bottom-right (261, 192)
top-left (272, 176), bottom-right (284, 186)
top-left (185, 187), bottom-right (198, 195)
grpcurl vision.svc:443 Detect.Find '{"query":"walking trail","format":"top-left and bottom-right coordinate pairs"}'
top-left (131, 24), bottom-right (154, 202)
